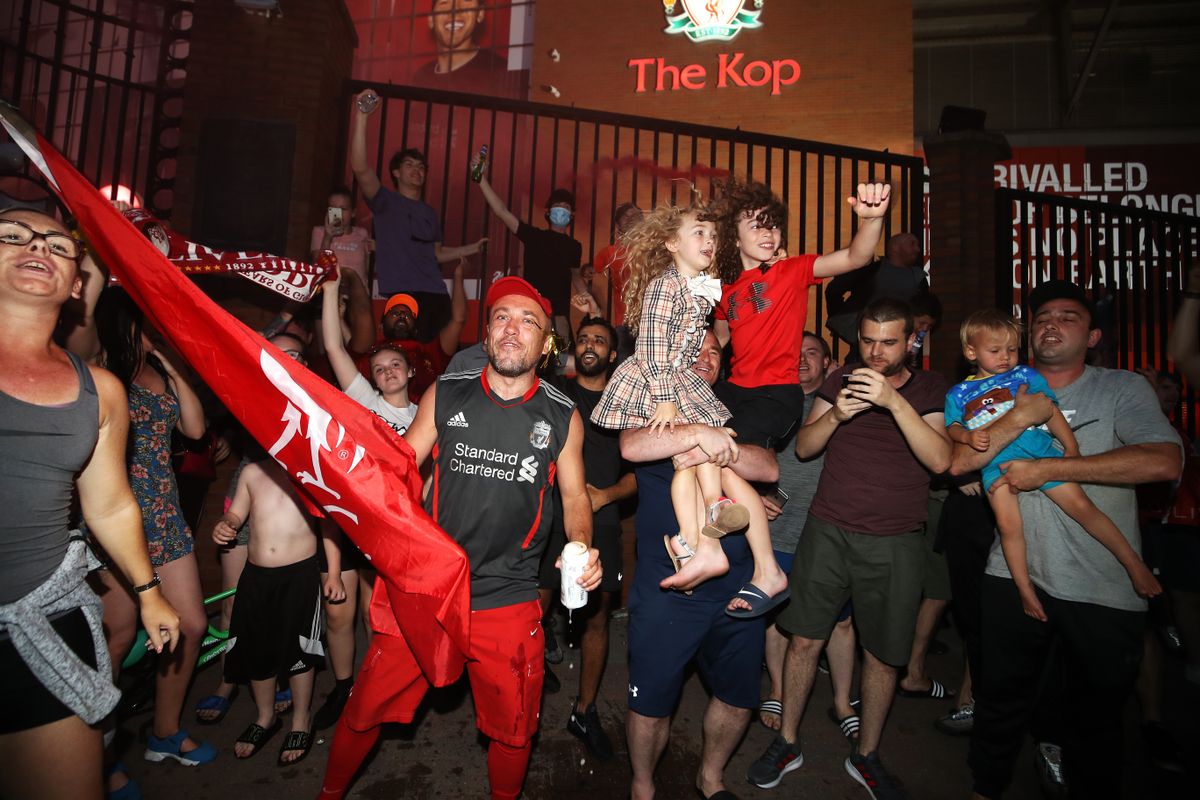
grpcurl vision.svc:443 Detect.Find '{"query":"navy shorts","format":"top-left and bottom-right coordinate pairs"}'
top-left (626, 584), bottom-right (765, 717)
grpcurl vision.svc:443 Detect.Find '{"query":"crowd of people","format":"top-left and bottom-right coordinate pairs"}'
top-left (1, 88), bottom-right (1197, 800)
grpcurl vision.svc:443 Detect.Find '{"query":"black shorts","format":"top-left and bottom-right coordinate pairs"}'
top-left (317, 531), bottom-right (371, 573)
top-left (224, 556), bottom-right (325, 683)
top-left (714, 382), bottom-right (807, 449)
top-left (538, 524), bottom-right (622, 594)
top-left (626, 586), bottom-right (764, 717)
top-left (0, 609), bottom-right (98, 734)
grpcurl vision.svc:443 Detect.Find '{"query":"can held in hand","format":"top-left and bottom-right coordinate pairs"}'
top-left (356, 91), bottom-right (380, 114)
top-left (560, 541), bottom-right (589, 610)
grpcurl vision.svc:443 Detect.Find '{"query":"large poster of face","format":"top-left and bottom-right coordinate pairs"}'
top-left (348, 0), bottom-right (532, 100)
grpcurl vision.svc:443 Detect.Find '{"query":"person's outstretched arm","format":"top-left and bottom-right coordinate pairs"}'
top-left (321, 270), bottom-right (363, 392)
top-left (812, 183), bottom-right (891, 278)
top-left (437, 259), bottom-right (467, 358)
top-left (350, 90), bottom-right (383, 202)
top-left (471, 154), bottom-right (520, 234)
top-left (1169, 264), bottom-right (1200, 384)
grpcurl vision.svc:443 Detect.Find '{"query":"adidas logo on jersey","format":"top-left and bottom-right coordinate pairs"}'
top-left (447, 411), bottom-right (469, 427)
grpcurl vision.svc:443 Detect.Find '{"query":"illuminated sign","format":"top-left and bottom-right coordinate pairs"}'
top-left (663, 0), bottom-right (764, 43)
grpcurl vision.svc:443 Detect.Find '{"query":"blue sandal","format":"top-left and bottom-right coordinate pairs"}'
top-left (725, 583), bottom-right (791, 619)
top-left (194, 691), bottom-right (235, 725)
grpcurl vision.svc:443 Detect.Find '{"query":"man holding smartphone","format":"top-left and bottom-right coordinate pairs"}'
top-left (311, 187), bottom-right (371, 291)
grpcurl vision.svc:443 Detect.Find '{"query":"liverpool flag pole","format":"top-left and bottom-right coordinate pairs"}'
top-left (0, 103), bottom-right (470, 686)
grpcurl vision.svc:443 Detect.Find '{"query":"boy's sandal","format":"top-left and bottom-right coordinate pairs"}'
top-left (701, 497), bottom-right (749, 539)
top-left (277, 730), bottom-right (314, 766)
top-left (662, 534), bottom-right (695, 596)
top-left (897, 678), bottom-right (954, 699)
top-left (758, 699), bottom-right (783, 729)
top-left (724, 583), bottom-right (791, 619)
top-left (273, 688), bottom-right (293, 715)
top-left (194, 691), bottom-right (234, 725)
top-left (235, 719), bottom-right (281, 759)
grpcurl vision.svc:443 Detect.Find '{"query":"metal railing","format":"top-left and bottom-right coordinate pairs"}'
top-left (997, 187), bottom-right (1200, 433)
top-left (340, 80), bottom-right (925, 352)
top-left (0, 0), bottom-right (191, 218)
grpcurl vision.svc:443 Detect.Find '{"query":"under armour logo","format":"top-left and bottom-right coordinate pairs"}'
top-left (723, 281), bottom-right (771, 321)
top-left (628, 684), bottom-right (639, 698)
top-left (518, 455), bottom-right (539, 483)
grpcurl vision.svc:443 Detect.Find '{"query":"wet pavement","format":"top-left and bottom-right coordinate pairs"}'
top-left (115, 607), bottom-right (1198, 800)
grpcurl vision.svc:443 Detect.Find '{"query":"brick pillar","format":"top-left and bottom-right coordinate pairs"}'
top-left (171, 0), bottom-right (357, 259)
top-left (924, 130), bottom-right (1011, 379)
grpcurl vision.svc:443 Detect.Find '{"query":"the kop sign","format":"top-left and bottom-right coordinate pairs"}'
top-left (630, 1), bottom-right (798, 95)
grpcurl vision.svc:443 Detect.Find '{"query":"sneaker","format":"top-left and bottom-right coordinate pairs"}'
top-left (933, 701), bottom-right (974, 737)
top-left (746, 735), bottom-right (803, 789)
top-left (544, 621), bottom-right (564, 665)
top-left (542, 666), bottom-right (561, 694)
top-left (845, 751), bottom-right (908, 799)
top-left (144, 729), bottom-right (217, 766)
top-left (312, 681), bottom-right (352, 730)
top-left (566, 702), bottom-right (614, 760)
top-left (1142, 721), bottom-right (1185, 773)
top-left (1035, 742), bottom-right (1067, 798)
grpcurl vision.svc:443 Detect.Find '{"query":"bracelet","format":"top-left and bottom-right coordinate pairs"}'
top-left (133, 572), bottom-right (161, 594)
top-left (1184, 291), bottom-right (1200, 300)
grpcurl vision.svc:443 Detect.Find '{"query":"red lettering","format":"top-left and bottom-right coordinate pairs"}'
top-left (717, 52), bottom-right (746, 88)
top-left (655, 58), bottom-right (681, 91)
top-left (742, 60), bottom-right (771, 87)
top-left (628, 58), bottom-right (655, 93)
top-left (680, 63), bottom-right (706, 90)
top-left (772, 59), bottom-right (800, 96)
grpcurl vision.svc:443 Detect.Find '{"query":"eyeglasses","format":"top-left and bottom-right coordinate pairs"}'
top-left (0, 219), bottom-right (82, 260)
top-left (279, 349), bottom-right (306, 364)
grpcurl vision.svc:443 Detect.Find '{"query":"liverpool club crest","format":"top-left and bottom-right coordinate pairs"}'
top-left (530, 420), bottom-right (552, 450)
top-left (663, 0), bottom-right (764, 43)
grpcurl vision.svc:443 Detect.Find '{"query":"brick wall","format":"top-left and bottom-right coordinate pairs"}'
top-left (172, 0), bottom-right (357, 260)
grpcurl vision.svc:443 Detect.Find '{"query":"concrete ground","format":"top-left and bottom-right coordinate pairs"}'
top-left (115, 606), bottom-right (1197, 800)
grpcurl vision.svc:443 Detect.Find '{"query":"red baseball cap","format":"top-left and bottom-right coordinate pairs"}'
top-left (384, 293), bottom-right (419, 318)
top-left (486, 276), bottom-right (552, 318)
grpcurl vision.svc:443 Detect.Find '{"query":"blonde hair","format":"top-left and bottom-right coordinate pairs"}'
top-left (960, 309), bottom-right (1022, 357)
top-left (619, 200), bottom-right (715, 336)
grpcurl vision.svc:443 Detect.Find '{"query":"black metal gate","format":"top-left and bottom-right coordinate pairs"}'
top-left (341, 81), bottom-right (925, 354)
top-left (0, 0), bottom-right (192, 219)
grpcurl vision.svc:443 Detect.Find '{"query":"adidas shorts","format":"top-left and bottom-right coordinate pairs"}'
top-left (224, 555), bottom-right (324, 683)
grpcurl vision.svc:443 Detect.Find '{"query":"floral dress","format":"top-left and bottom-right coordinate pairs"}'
top-left (128, 383), bottom-right (193, 566)
top-left (591, 268), bottom-right (730, 430)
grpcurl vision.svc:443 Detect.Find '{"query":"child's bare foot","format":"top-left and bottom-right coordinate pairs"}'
top-left (1127, 562), bottom-right (1163, 598)
top-left (660, 542), bottom-right (729, 592)
top-left (1017, 584), bottom-right (1047, 622)
top-left (702, 498), bottom-right (750, 538)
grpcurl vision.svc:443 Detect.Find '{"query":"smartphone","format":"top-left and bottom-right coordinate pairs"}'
top-left (773, 487), bottom-right (790, 509)
top-left (841, 372), bottom-right (853, 389)
top-left (326, 206), bottom-right (344, 232)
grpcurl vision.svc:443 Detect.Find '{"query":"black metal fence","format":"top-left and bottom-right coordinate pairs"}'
top-left (0, 0), bottom-right (192, 218)
top-left (341, 80), bottom-right (925, 353)
top-left (997, 187), bottom-right (1200, 433)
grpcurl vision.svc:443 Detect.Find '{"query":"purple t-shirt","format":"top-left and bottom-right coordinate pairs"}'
top-left (367, 187), bottom-right (445, 296)
top-left (808, 367), bottom-right (949, 535)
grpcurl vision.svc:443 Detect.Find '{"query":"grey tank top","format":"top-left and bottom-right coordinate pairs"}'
top-left (0, 352), bottom-right (100, 603)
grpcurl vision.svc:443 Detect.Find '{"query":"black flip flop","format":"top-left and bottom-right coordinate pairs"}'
top-left (695, 787), bottom-right (740, 800)
top-left (896, 678), bottom-right (955, 700)
top-left (235, 718), bottom-right (281, 759)
top-left (277, 729), bottom-right (314, 766)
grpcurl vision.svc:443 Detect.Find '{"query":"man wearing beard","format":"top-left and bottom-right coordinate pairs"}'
top-left (357, 259), bottom-right (468, 401)
top-left (319, 276), bottom-right (600, 800)
top-left (537, 316), bottom-right (636, 761)
top-left (748, 297), bottom-right (951, 797)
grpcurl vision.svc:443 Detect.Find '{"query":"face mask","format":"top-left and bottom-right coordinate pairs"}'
top-left (548, 207), bottom-right (572, 227)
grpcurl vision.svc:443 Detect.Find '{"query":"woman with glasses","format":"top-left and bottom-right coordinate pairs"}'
top-left (0, 208), bottom-right (181, 799)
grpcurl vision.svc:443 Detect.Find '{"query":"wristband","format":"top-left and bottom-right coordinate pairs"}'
top-left (133, 572), bottom-right (161, 594)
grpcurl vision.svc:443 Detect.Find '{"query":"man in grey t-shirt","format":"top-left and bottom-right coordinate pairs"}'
top-left (949, 281), bottom-right (1181, 800)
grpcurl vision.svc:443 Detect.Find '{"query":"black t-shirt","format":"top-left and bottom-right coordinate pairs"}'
top-left (428, 369), bottom-right (576, 609)
top-left (516, 221), bottom-right (582, 317)
top-left (550, 380), bottom-right (626, 530)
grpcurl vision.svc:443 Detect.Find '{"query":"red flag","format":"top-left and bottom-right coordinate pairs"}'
top-left (1, 108), bottom-right (469, 685)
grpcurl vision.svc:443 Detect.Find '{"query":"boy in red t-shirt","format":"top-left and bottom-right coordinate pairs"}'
top-left (712, 178), bottom-right (891, 614)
